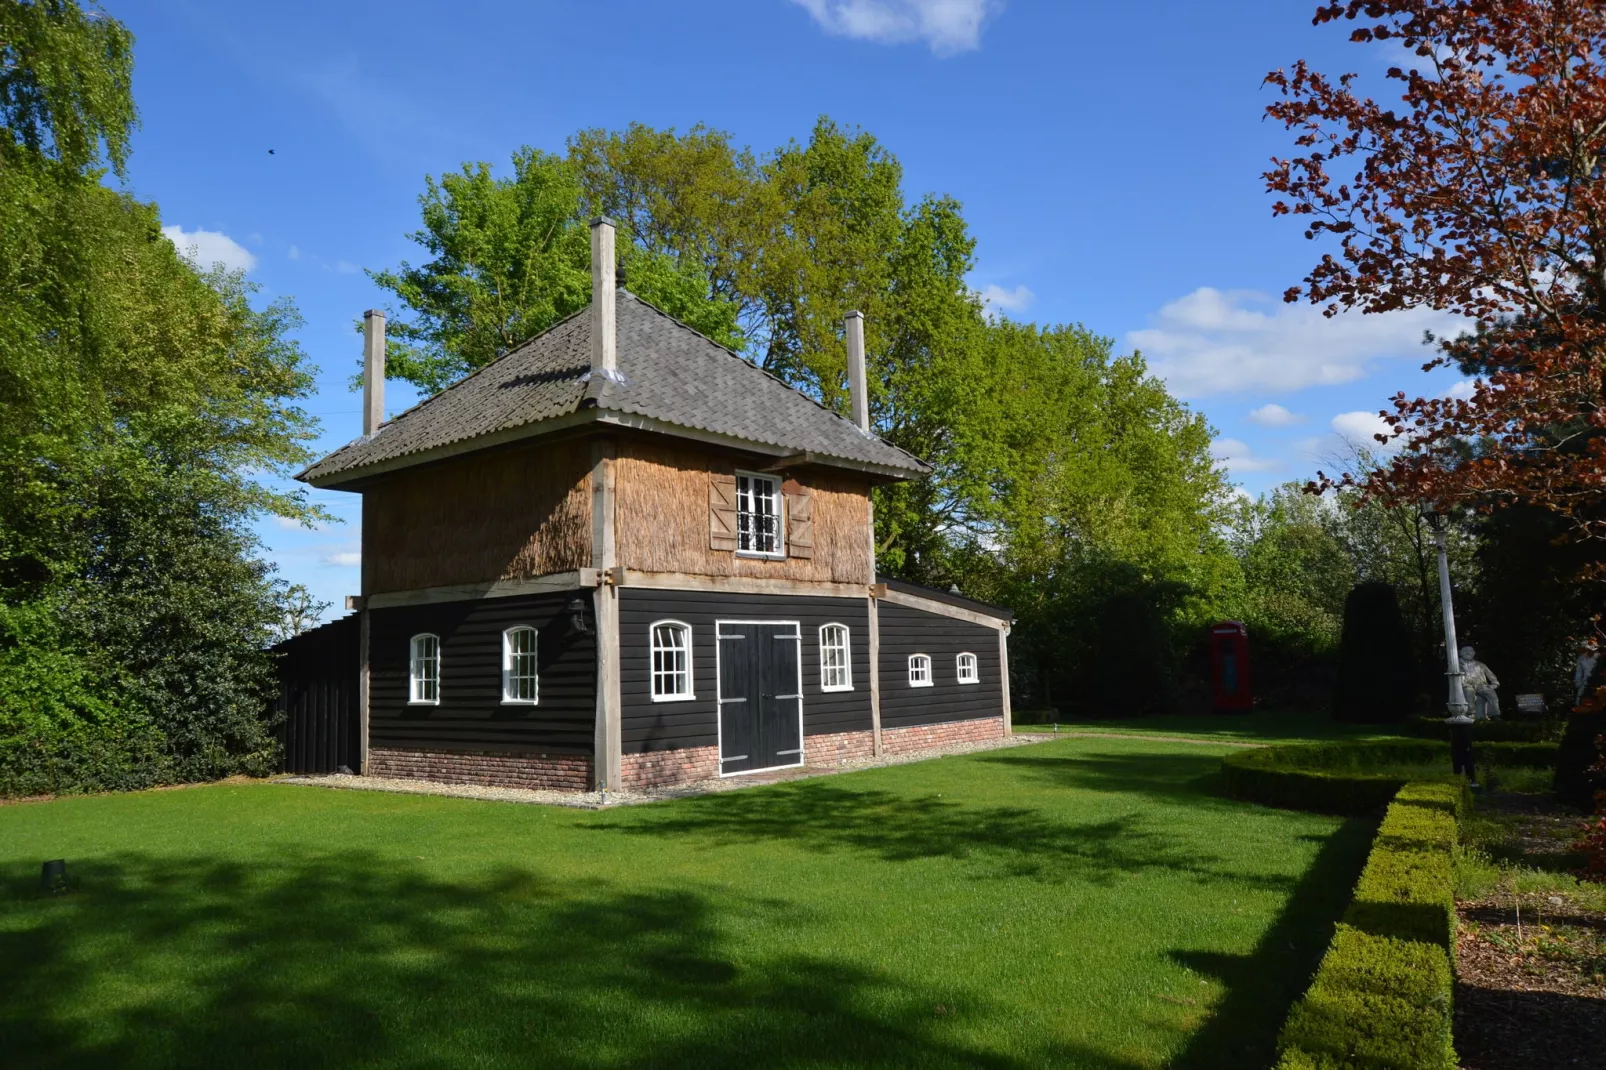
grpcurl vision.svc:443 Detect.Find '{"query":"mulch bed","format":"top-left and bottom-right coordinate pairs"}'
top-left (1454, 793), bottom-right (1606, 1070)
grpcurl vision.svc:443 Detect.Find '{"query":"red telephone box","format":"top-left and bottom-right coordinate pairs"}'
top-left (1209, 621), bottom-right (1252, 712)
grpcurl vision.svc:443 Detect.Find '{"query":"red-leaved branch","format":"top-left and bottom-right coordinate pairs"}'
top-left (1269, 0), bottom-right (1606, 537)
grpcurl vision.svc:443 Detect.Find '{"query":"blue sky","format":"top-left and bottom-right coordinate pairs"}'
top-left (114, 0), bottom-right (1472, 618)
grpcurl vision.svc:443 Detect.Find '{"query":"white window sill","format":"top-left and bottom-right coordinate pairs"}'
top-left (735, 550), bottom-right (787, 561)
top-left (650, 693), bottom-right (696, 703)
top-left (821, 684), bottom-right (854, 693)
top-left (500, 699), bottom-right (539, 706)
top-left (909, 681), bottom-right (933, 688)
top-left (407, 700), bottom-right (440, 706)
top-left (958, 680), bottom-right (980, 686)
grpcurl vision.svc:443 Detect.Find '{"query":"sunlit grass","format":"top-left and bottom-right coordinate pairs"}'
top-left (0, 737), bottom-right (1373, 1069)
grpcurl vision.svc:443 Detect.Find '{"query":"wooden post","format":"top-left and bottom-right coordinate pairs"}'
top-left (865, 486), bottom-right (882, 757)
top-left (358, 606), bottom-right (371, 773)
top-left (591, 438), bottom-right (621, 789)
top-left (998, 624), bottom-right (1013, 736)
top-left (868, 592), bottom-right (883, 757)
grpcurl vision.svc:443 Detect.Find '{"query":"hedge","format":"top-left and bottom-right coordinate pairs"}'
top-left (1221, 739), bottom-right (1557, 814)
top-left (1274, 780), bottom-right (1465, 1070)
top-left (1403, 715), bottom-right (1564, 743)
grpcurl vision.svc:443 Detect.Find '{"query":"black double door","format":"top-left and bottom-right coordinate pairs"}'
top-left (717, 622), bottom-right (803, 774)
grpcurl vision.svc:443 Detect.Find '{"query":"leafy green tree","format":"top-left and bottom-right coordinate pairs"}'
top-left (0, 0), bottom-right (135, 175)
top-left (369, 147), bottom-right (742, 394)
top-left (0, 0), bottom-right (320, 794)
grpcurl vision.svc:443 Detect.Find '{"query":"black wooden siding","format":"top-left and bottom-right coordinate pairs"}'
top-left (271, 614), bottom-right (360, 774)
top-left (618, 589), bottom-right (871, 754)
top-left (369, 591), bottom-right (595, 756)
top-left (877, 602), bottom-right (1004, 728)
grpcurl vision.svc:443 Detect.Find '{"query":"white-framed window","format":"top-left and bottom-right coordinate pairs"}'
top-left (651, 620), bottom-right (694, 701)
top-left (908, 653), bottom-right (932, 687)
top-left (409, 633), bottom-right (440, 705)
top-left (819, 623), bottom-right (852, 691)
top-left (956, 652), bottom-right (979, 684)
top-left (501, 626), bottom-right (539, 704)
top-left (736, 472), bottom-right (783, 557)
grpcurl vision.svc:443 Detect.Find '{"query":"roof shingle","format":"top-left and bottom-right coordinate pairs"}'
top-left (299, 293), bottom-right (927, 485)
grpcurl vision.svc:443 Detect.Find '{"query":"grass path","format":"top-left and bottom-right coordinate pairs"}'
top-left (0, 736), bottom-right (1372, 1069)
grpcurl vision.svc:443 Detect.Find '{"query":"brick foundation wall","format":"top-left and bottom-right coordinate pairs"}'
top-left (368, 747), bottom-right (592, 792)
top-left (804, 730), bottom-right (876, 766)
top-left (880, 716), bottom-right (1004, 756)
top-left (620, 746), bottom-right (720, 790)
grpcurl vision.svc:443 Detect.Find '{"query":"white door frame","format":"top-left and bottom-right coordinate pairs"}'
top-left (714, 618), bottom-right (805, 777)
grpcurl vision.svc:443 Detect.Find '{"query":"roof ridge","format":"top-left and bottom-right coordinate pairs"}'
top-left (616, 290), bottom-right (923, 468)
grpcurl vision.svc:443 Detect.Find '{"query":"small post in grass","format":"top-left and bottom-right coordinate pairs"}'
top-left (1424, 507), bottom-right (1477, 789)
top-left (40, 859), bottom-right (68, 895)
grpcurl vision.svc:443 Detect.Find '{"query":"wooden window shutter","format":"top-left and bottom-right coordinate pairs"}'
top-left (709, 466), bottom-right (738, 551)
top-left (786, 486), bottom-right (814, 560)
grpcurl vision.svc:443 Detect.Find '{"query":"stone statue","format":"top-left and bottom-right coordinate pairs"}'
top-left (1577, 640), bottom-right (1600, 706)
top-left (1459, 646), bottom-right (1500, 720)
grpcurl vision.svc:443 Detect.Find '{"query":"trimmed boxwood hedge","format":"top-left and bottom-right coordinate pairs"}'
top-left (1402, 715), bottom-right (1565, 743)
top-left (1274, 780), bottom-right (1466, 1070)
top-left (1221, 740), bottom-right (1557, 815)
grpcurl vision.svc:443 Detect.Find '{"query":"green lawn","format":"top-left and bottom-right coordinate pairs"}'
top-left (1021, 710), bottom-right (1411, 745)
top-left (0, 736), bottom-right (1372, 1069)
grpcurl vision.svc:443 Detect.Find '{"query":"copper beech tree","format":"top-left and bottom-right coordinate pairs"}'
top-left (1267, 1), bottom-right (1606, 546)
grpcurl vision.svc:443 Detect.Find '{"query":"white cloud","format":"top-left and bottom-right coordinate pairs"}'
top-left (978, 283), bottom-right (1034, 317)
top-left (1247, 403), bottom-right (1306, 428)
top-left (1129, 287), bottom-right (1463, 397)
top-left (333, 259), bottom-right (360, 275)
top-left (287, 244), bottom-right (301, 261)
top-left (324, 551), bottom-right (361, 567)
top-left (161, 225), bottom-right (257, 273)
top-left (1330, 410), bottom-right (1398, 450)
top-left (1442, 379), bottom-right (1477, 401)
top-left (1211, 437), bottom-right (1279, 473)
top-left (790, 0), bottom-right (1002, 55)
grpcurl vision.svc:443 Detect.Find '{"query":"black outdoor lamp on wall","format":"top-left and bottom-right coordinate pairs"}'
top-left (567, 597), bottom-right (593, 637)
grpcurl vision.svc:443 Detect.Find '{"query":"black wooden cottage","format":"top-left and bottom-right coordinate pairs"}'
top-left (275, 218), bottom-right (1012, 790)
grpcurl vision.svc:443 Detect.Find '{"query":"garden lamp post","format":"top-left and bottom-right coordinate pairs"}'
top-left (1423, 508), bottom-right (1476, 785)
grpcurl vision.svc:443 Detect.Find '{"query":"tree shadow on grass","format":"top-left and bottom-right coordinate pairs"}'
top-left (607, 778), bottom-right (1293, 892)
top-left (971, 747), bottom-right (1235, 808)
top-left (1165, 816), bottom-right (1378, 1070)
top-left (0, 851), bottom-right (1146, 1070)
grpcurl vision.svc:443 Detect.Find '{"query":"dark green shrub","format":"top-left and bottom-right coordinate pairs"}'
top-left (1274, 780), bottom-right (1462, 1070)
top-left (1333, 582), bottom-right (1417, 723)
top-left (1555, 712), bottom-right (1606, 810)
top-left (1404, 715), bottom-right (1565, 743)
top-left (1222, 740), bottom-right (1554, 814)
top-left (1083, 591), bottom-right (1176, 717)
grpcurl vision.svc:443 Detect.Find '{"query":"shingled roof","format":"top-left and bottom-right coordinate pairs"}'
top-left (298, 291), bottom-right (929, 487)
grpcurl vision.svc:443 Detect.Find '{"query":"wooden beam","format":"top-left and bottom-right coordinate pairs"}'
top-left (874, 585), bottom-right (1010, 631)
top-left (592, 439), bottom-right (622, 791)
top-left (868, 594), bottom-right (883, 757)
top-left (364, 570), bottom-right (599, 610)
top-left (998, 625), bottom-right (1013, 737)
top-left (616, 570), bottom-right (868, 601)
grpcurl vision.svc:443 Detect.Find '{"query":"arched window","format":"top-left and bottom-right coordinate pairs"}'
top-left (651, 620), bottom-right (693, 701)
top-left (956, 652), bottom-right (979, 684)
top-left (908, 653), bottom-right (932, 687)
top-left (819, 623), bottom-right (852, 691)
top-left (502, 626), bottom-right (539, 704)
top-left (409, 634), bottom-right (440, 705)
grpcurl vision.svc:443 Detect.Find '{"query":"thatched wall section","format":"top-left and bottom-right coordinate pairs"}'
top-left (363, 439), bottom-right (592, 593)
top-left (614, 440), bottom-right (872, 585)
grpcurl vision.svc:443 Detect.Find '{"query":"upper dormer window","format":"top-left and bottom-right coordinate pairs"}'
top-left (736, 473), bottom-right (783, 557)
